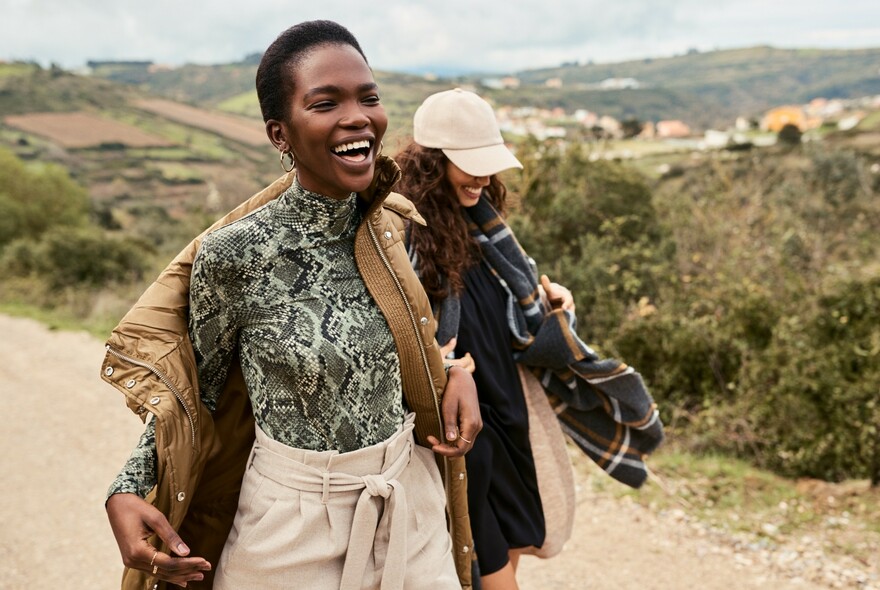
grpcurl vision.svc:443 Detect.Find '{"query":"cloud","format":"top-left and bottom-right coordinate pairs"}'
top-left (1, 0), bottom-right (878, 73)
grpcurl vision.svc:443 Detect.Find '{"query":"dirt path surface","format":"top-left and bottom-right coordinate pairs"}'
top-left (0, 314), bottom-right (864, 589)
top-left (0, 314), bottom-right (143, 588)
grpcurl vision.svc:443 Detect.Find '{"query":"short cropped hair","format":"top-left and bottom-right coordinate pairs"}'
top-left (256, 20), bottom-right (368, 123)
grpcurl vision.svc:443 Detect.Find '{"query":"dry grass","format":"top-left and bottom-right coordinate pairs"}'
top-left (589, 448), bottom-right (880, 571)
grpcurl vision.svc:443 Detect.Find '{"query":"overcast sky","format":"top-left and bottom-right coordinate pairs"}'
top-left (3, 0), bottom-right (880, 74)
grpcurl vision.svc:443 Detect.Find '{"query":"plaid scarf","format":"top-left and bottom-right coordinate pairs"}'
top-left (422, 196), bottom-right (664, 488)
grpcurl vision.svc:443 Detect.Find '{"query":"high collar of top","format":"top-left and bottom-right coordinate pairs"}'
top-left (274, 179), bottom-right (358, 240)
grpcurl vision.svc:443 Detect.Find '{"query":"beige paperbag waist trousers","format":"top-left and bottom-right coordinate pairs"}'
top-left (213, 413), bottom-right (459, 590)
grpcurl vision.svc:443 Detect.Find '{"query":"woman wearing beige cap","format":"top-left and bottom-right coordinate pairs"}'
top-left (396, 88), bottom-right (577, 589)
top-left (397, 88), bottom-right (664, 590)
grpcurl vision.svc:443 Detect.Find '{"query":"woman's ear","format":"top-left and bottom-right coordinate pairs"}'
top-left (266, 120), bottom-right (288, 152)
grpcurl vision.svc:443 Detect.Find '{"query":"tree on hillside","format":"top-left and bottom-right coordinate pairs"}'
top-left (621, 117), bottom-right (643, 138)
top-left (0, 148), bottom-right (89, 250)
top-left (778, 123), bottom-right (803, 145)
top-left (0, 148), bottom-right (152, 290)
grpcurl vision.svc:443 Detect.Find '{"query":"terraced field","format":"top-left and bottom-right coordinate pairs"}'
top-left (3, 112), bottom-right (174, 148)
top-left (133, 98), bottom-right (267, 147)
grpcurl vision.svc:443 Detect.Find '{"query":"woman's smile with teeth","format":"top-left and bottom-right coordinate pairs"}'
top-left (332, 139), bottom-right (372, 162)
top-left (445, 160), bottom-right (488, 207)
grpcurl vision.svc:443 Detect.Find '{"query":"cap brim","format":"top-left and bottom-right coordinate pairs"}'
top-left (442, 144), bottom-right (523, 177)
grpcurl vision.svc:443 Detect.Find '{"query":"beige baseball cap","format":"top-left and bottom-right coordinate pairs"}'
top-left (413, 88), bottom-right (523, 177)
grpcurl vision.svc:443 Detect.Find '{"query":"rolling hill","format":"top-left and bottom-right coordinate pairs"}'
top-left (2, 44), bottom-right (878, 230)
top-left (88, 60), bottom-right (453, 147)
top-left (496, 46), bottom-right (880, 129)
top-left (86, 45), bottom-right (880, 131)
top-left (0, 62), bottom-right (278, 246)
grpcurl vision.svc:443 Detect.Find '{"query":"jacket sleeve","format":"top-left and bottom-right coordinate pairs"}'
top-left (107, 237), bottom-right (238, 500)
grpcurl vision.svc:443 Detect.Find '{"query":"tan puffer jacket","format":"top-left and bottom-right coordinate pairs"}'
top-left (101, 156), bottom-right (473, 589)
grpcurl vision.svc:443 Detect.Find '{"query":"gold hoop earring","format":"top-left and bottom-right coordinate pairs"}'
top-left (280, 150), bottom-right (295, 173)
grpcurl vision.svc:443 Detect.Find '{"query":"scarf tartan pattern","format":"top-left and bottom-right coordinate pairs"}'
top-left (432, 197), bottom-right (664, 488)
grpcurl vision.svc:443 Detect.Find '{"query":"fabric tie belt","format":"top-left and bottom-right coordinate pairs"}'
top-left (251, 417), bottom-right (415, 590)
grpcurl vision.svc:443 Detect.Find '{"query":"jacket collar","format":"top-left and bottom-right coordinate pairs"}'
top-left (357, 155), bottom-right (403, 215)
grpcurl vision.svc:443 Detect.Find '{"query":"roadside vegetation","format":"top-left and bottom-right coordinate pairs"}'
top-left (508, 138), bottom-right (880, 486)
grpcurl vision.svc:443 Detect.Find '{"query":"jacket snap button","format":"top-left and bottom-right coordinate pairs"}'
top-left (383, 231), bottom-right (392, 240)
top-left (125, 379), bottom-right (137, 389)
top-left (136, 406), bottom-right (146, 414)
top-left (419, 317), bottom-right (428, 325)
top-left (150, 396), bottom-right (161, 405)
top-left (462, 545), bottom-right (470, 553)
top-left (104, 366), bottom-right (114, 376)
top-left (177, 492), bottom-right (186, 502)
top-left (458, 472), bottom-right (465, 480)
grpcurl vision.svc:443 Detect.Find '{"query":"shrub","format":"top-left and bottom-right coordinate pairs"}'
top-left (777, 123), bottom-right (803, 145)
top-left (506, 137), bottom-right (880, 484)
top-left (0, 226), bottom-right (153, 288)
top-left (0, 147), bottom-right (89, 249)
top-left (508, 141), bottom-right (673, 337)
top-left (807, 147), bottom-right (871, 207)
top-left (739, 276), bottom-right (880, 482)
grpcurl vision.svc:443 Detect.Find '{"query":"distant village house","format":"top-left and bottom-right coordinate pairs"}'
top-left (655, 120), bottom-right (691, 138)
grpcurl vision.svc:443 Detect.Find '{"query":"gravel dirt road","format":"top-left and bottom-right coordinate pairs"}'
top-left (0, 313), bottom-right (868, 589)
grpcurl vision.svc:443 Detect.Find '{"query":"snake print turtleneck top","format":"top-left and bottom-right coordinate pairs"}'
top-left (109, 180), bottom-right (405, 498)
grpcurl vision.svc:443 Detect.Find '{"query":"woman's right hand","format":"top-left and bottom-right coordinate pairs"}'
top-left (439, 337), bottom-right (476, 374)
top-left (106, 493), bottom-right (211, 587)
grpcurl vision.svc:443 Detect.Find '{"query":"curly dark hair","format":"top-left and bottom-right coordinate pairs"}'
top-left (395, 144), bottom-right (509, 301)
top-left (256, 20), bottom-right (367, 123)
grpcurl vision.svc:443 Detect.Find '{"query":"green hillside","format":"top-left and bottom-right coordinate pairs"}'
top-left (85, 46), bottom-right (880, 132)
top-left (503, 46), bottom-right (880, 128)
top-left (0, 63), bottom-right (135, 115)
top-left (0, 62), bottom-right (278, 249)
top-left (89, 60), bottom-right (453, 146)
top-left (93, 61), bottom-right (258, 106)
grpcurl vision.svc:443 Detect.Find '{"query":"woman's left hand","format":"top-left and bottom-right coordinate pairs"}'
top-left (540, 274), bottom-right (576, 312)
top-left (438, 337), bottom-right (476, 374)
top-left (428, 366), bottom-right (482, 457)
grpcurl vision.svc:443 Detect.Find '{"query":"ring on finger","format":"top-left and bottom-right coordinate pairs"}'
top-left (152, 564), bottom-right (159, 575)
top-left (459, 435), bottom-right (473, 444)
top-left (150, 550), bottom-right (158, 566)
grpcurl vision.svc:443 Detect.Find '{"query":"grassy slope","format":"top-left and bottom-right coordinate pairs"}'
top-left (105, 64), bottom-right (454, 148)
top-left (0, 65), bottom-right (134, 115)
top-left (506, 46), bottom-right (880, 128)
top-left (87, 46), bottom-right (880, 132)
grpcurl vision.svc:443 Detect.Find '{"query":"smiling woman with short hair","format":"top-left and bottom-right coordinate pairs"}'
top-left (102, 20), bottom-right (480, 590)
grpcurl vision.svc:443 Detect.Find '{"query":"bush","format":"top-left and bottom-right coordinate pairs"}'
top-left (740, 277), bottom-right (880, 482)
top-left (508, 141), bottom-right (673, 337)
top-left (0, 147), bottom-right (89, 249)
top-left (504, 136), bottom-right (880, 484)
top-left (777, 123), bottom-right (803, 145)
top-left (807, 147), bottom-right (871, 207)
top-left (0, 226), bottom-right (153, 288)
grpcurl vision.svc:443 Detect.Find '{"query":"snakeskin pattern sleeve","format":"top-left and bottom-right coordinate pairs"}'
top-left (106, 419), bottom-right (157, 498)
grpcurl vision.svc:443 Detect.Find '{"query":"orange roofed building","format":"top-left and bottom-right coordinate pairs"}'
top-left (761, 105), bottom-right (822, 132)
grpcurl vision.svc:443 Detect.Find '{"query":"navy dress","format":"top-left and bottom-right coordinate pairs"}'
top-left (455, 258), bottom-right (545, 576)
